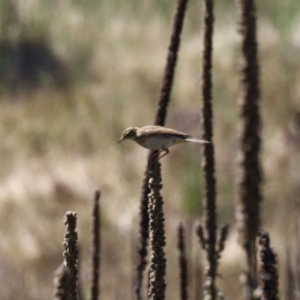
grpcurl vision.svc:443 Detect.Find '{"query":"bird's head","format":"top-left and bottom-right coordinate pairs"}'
top-left (118, 127), bottom-right (138, 143)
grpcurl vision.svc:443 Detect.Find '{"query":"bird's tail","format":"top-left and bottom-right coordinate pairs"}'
top-left (185, 138), bottom-right (210, 144)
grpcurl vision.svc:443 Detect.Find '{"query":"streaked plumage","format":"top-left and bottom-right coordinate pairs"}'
top-left (118, 125), bottom-right (209, 159)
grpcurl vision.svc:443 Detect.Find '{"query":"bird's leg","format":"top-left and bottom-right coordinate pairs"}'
top-left (157, 147), bottom-right (169, 160)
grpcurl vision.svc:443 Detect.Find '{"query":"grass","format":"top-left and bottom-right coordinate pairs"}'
top-left (0, 0), bottom-right (299, 298)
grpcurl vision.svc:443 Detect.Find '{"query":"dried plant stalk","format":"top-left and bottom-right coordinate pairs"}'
top-left (236, 0), bottom-right (262, 298)
top-left (53, 264), bottom-right (71, 300)
top-left (154, 0), bottom-right (189, 125)
top-left (178, 223), bottom-right (189, 300)
top-left (258, 231), bottom-right (279, 300)
top-left (135, 0), bottom-right (189, 299)
top-left (63, 211), bottom-right (79, 300)
top-left (199, 0), bottom-right (226, 299)
top-left (217, 224), bottom-right (229, 255)
top-left (147, 153), bottom-right (167, 300)
top-left (89, 190), bottom-right (101, 300)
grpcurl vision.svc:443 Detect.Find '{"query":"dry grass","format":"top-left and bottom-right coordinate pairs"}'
top-left (0, 0), bottom-right (299, 299)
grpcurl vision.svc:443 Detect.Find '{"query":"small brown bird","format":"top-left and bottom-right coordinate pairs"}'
top-left (118, 125), bottom-right (209, 159)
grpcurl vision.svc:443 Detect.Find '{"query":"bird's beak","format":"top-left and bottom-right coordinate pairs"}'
top-left (117, 137), bottom-right (124, 144)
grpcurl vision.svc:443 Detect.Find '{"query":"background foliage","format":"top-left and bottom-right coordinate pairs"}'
top-left (0, 0), bottom-right (299, 299)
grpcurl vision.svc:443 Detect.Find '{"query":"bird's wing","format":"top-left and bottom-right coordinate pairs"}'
top-left (137, 126), bottom-right (190, 138)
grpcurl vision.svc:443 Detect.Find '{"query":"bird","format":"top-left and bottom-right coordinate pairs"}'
top-left (118, 125), bottom-right (209, 159)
